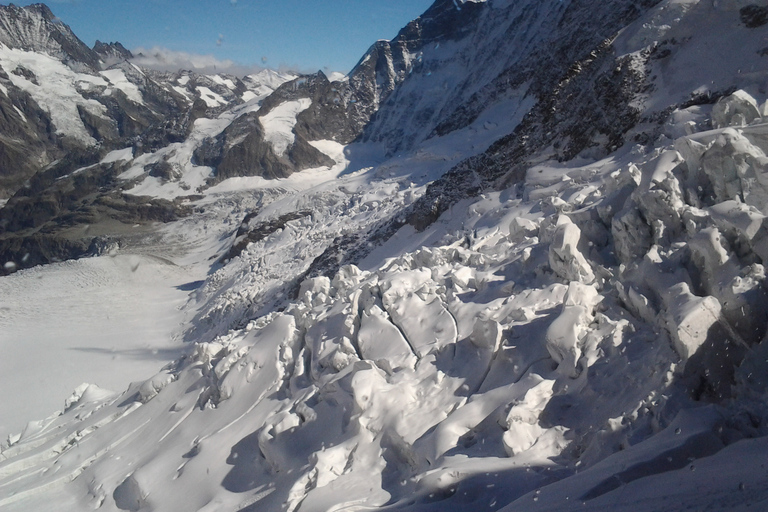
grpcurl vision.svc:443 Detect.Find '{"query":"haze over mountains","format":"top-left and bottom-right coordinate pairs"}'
top-left (2, 1), bottom-right (768, 511)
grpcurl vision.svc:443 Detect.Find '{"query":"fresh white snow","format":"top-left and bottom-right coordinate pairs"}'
top-left (197, 85), bottom-right (226, 108)
top-left (0, 254), bottom-right (198, 441)
top-left (259, 98), bottom-right (312, 156)
top-left (99, 68), bottom-right (144, 104)
top-left (2, 1), bottom-right (768, 511)
top-left (0, 45), bottom-right (107, 145)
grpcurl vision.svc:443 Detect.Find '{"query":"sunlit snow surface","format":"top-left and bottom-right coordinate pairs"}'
top-left (0, 255), bottom-right (198, 439)
top-left (0, 45), bottom-right (107, 144)
top-left (260, 98), bottom-right (313, 156)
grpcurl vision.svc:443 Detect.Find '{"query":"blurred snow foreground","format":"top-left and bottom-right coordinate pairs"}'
top-left (3, 1), bottom-right (768, 512)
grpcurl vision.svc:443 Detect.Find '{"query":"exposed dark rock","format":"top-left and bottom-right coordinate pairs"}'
top-left (93, 40), bottom-right (133, 63)
top-left (0, 232), bottom-right (91, 275)
top-left (146, 160), bottom-right (181, 181)
top-left (10, 65), bottom-right (38, 84)
top-left (0, 3), bottom-right (102, 72)
top-left (290, 0), bottom-right (667, 281)
top-left (741, 5), bottom-right (768, 28)
top-left (224, 210), bottom-right (312, 262)
top-left (398, 0), bottom-right (662, 232)
top-left (194, 101), bottom-right (333, 184)
top-left (0, 67), bottom-right (59, 198)
top-left (286, 136), bottom-right (334, 170)
top-left (362, 0), bottom-right (662, 154)
top-left (258, 71), bottom-right (364, 144)
top-left (0, 169), bottom-right (190, 273)
top-left (78, 104), bottom-right (120, 141)
top-left (296, 215), bottom-right (406, 295)
top-left (194, 113), bottom-right (290, 181)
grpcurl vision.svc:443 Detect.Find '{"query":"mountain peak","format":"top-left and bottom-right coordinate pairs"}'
top-left (0, 2), bottom-right (101, 71)
top-left (93, 40), bottom-right (134, 64)
top-left (6, 3), bottom-right (55, 20)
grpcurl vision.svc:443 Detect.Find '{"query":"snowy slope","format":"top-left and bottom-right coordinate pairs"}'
top-left (0, 254), bottom-right (200, 440)
top-left (3, 1), bottom-right (768, 511)
top-left (0, 45), bottom-right (109, 145)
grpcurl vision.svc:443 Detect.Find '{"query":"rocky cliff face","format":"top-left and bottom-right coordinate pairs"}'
top-left (0, 3), bottom-right (101, 71)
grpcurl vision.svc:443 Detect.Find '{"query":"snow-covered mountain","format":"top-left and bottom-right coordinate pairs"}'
top-left (3, 0), bottom-right (768, 511)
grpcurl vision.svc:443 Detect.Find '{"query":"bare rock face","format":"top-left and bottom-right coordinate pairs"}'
top-left (0, 67), bottom-right (58, 198)
top-left (0, 3), bottom-right (101, 72)
top-left (712, 90), bottom-right (761, 128)
top-left (93, 40), bottom-right (133, 65)
top-left (193, 108), bottom-right (334, 183)
top-left (741, 4), bottom-right (768, 28)
top-left (0, 4), bottom-right (196, 201)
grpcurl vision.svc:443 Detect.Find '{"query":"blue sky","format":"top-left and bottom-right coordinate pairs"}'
top-left (13, 0), bottom-right (434, 73)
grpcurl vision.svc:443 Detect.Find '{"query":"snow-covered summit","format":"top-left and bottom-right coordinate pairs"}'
top-left (0, 3), bottom-right (101, 71)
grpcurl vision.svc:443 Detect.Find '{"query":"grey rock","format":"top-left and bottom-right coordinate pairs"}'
top-left (0, 3), bottom-right (101, 72)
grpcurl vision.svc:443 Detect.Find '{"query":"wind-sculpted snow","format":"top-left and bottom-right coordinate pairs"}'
top-left (4, 0), bottom-right (768, 511)
top-left (5, 85), bottom-right (768, 510)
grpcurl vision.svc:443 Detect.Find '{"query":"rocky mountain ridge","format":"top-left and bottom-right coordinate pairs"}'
top-left (0, 0), bottom-right (473, 274)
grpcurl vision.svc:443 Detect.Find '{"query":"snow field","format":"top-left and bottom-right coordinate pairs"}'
top-left (119, 72), bottom-right (296, 199)
top-left (3, 85), bottom-right (765, 511)
top-left (0, 254), bottom-right (200, 442)
top-left (0, 45), bottom-right (106, 145)
top-left (259, 98), bottom-right (312, 156)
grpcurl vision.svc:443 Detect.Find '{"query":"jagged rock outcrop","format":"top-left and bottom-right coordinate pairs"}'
top-left (0, 3), bottom-right (101, 71)
top-left (0, 4), bottom-right (198, 200)
top-left (0, 66), bottom-right (57, 197)
top-left (193, 108), bottom-right (333, 183)
top-left (93, 40), bottom-right (133, 65)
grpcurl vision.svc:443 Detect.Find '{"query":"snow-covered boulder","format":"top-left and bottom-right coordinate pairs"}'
top-left (708, 199), bottom-right (765, 242)
top-left (138, 371), bottom-right (175, 403)
top-left (548, 215), bottom-right (595, 284)
top-left (662, 282), bottom-right (722, 361)
top-left (502, 378), bottom-right (556, 456)
top-left (699, 128), bottom-right (768, 210)
top-left (635, 173), bottom-right (686, 243)
top-left (357, 305), bottom-right (417, 371)
top-left (299, 275), bottom-right (332, 307)
top-left (612, 207), bottom-right (653, 264)
top-left (508, 216), bottom-right (539, 243)
top-left (545, 282), bottom-right (601, 378)
top-left (712, 90), bottom-right (761, 128)
top-left (470, 315), bottom-right (502, 351)
top-left (687, 222), bottom-right (768, 343)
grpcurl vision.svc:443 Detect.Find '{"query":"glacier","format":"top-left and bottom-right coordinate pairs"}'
top-left (2, 0), bottom-right (768, 511)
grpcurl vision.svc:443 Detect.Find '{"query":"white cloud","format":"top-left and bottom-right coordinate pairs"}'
top-left (130, 46), bottom-right (266, 76)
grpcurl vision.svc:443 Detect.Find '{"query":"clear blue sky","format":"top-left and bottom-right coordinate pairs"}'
top-left (12, 0), bottom-right (435, 73)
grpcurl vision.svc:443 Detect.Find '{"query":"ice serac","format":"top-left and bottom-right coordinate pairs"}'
top-left (5, 0), bottom-right (768, 511)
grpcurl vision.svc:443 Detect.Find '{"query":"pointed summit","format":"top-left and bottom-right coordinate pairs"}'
top-left (0, 3), bottom-right (101, 71)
